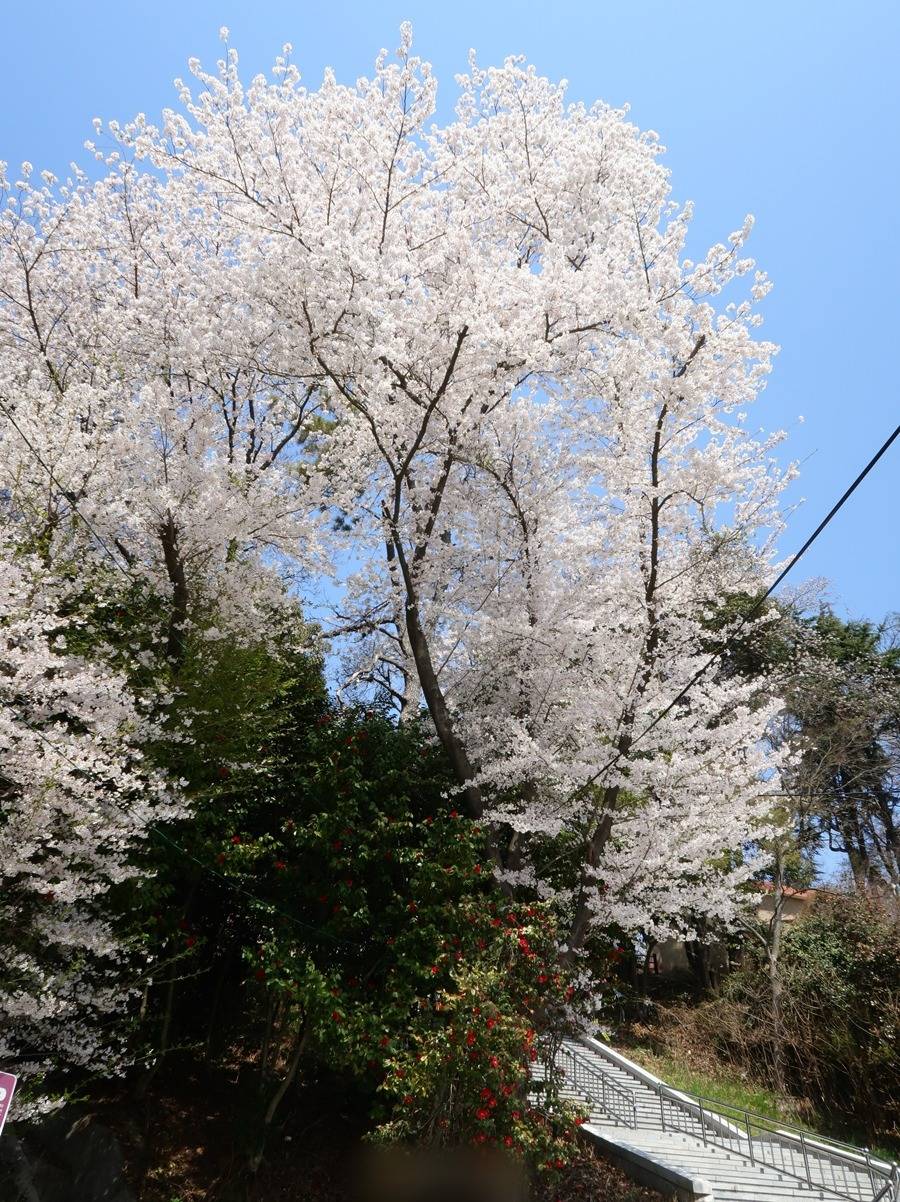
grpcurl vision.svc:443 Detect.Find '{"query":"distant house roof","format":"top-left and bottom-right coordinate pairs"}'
top-left (751, 882), bottom-right (845, 902)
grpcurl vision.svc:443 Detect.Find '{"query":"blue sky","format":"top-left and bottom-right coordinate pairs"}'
top-left (1, 0), bottom-right (898, 623)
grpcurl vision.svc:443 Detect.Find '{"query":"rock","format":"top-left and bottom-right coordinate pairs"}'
top-left (0, 1109), bottom-right (135, 1202)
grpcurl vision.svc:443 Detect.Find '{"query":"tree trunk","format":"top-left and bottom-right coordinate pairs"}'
top-left (158, 512), bottom-right (189, 665)
top-left (249, 1022), bottom-right (309, 1173)
top-left (768, 851), bottom-right (788, 1095)
top-left (402, 594), bottom-right (483, 818)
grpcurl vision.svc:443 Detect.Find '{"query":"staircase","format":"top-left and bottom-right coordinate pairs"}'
top-left (538, 1037), bottom-right (900, 1202)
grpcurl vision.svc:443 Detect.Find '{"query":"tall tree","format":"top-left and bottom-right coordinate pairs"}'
top-left (0, 541), bottom-right (179, 1116)
top-left (785, 611), bottom-right (900, 902)
top-left (0, 26), bottom-right (792, 952)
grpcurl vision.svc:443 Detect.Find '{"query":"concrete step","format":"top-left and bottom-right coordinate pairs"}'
top-left (538, 1039), bottom-right (889, 1202)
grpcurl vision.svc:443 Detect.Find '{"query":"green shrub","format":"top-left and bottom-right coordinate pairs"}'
top-left (717, 894), bottom-right (900, 1145)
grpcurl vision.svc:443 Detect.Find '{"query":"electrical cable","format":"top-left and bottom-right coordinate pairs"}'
top-left (569, 419), bottom-right (900, 802)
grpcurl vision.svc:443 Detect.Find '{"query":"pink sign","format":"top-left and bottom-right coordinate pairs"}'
top-left (0, 1072), bottom-right (17, 1136)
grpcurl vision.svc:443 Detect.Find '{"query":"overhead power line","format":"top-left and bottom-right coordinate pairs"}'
top-left (570, 418), bottom-right (900, 803)
top-left (3, 385), bottom-right (899, 832)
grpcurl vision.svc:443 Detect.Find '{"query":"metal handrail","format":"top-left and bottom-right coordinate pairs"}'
top-left (559, 1038), bottom-right (899, 1202)
top-left (874, 1168), bottom-right (900, 1202)
top-left (554, 1042), bottom-right (637, 1129)
top-left (651, 1078), bottom-right (899, 1202)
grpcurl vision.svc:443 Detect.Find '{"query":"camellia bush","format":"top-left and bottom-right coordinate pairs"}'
top-left (195, 699), bottom-right (586, 1177)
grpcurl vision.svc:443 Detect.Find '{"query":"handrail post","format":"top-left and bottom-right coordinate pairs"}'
top-left (890, 1161), bottom-right (900, 1202)
top-left (658, 1081), bottom-right (666, 1131)
top-left (699, 1098), bottom-right (707, 1146)
top-left (863, 1148), bottom-right (875, 1197)
top-left (744, 1111), bottom-right (755, 1165)
top-left (799, 1129), bottom-right (813, 1190)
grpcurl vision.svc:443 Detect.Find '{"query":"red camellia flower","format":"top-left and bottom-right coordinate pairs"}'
top-left (449, 809), bottom-right (458, 818)
top-left (476, 1108), bottom-right (490, 1121)
top-left (486, 1017), bottom-right (496, 1029)
top-left (274, 860), bottom-right (286, 870)
top-left (331, 1010), bottom-right (342, 1022)
top-left (465, 1029), bottom-right (476, 1046)
top-left (503, 1136), bottom-right (514, 1148)
top-left (480, 1087), bottom-right (492, 1100)
top-left (185, 935), bottom-right (196, 947)
top-left (489, 1055), bottom-right (500, 1069)
top-left (231, 835), bottom-right (242, 845)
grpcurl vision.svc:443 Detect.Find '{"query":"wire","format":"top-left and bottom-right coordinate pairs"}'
top-left (570, 419), bottom-right (900, 803)
top-left (5, 380), bottom-right (898, 866)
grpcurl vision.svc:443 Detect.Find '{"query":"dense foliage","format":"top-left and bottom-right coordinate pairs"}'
top-left (112, 636), bottom-right (583, 1177)
top-left (709, 896), bottom-right (900, 1145)
top-left (0, 545), bottom-right (179, 1119)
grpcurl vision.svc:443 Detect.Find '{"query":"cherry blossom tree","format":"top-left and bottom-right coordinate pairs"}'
top-left (0, 25), bottom-right (792, 954)
top-left (0, 151), bottom-right (328, 662)
top-left (0, 541), bottom-right (180, 1116)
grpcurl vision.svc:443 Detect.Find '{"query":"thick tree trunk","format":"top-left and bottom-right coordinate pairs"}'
top-left (158, 513), bottom-right (189, 665)
top-left (563, 806), bottom-right (615, 963)
top-left (391, 532), bottom-right (485, 820)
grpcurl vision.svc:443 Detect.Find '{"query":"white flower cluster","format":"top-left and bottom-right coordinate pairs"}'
top-left (0, 26), bottom-right (791, 966)
top-left (0, 545), bottom-right (180, 1116)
